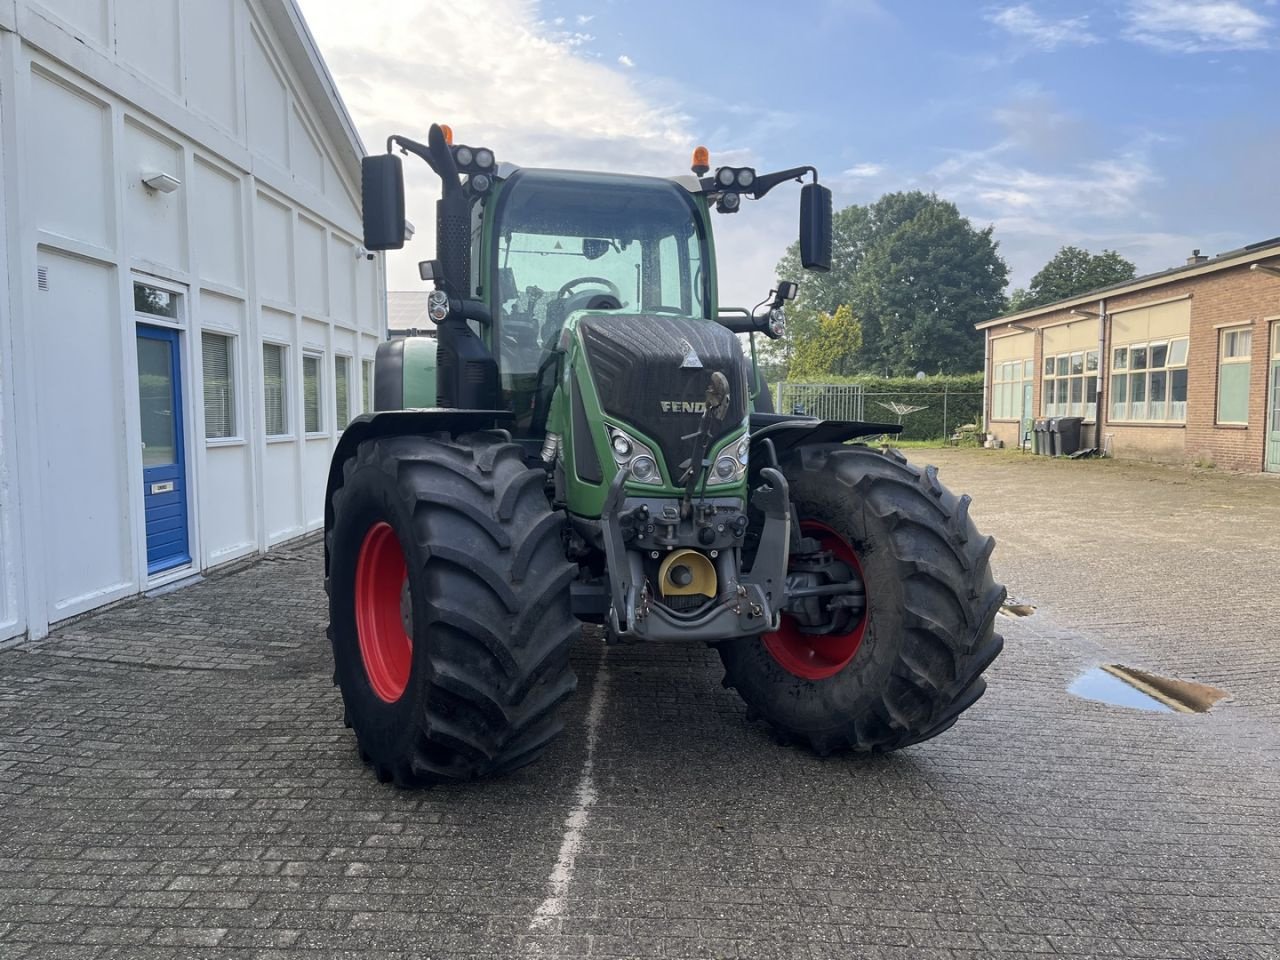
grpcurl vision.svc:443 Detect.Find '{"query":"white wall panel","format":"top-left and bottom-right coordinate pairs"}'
top-left (182, 0), bottom-right (239, 134)
top-left (329, 235), bottom-right (355, 321)
top-left (115, 0), bottom-right (180, 94)
top-left (303, 438), bottom-right (328, 528)
top-left (32, 0), bottom-right (108, 46)
top-left (296, 216), bottom-right (326, 316)
top-left (254, 192), bottom-right (293, 305)
top-left (247, 27), bottom-right (288, 168)
top-left (192, 158), bottom-right (244, 288)
top-left (355, 253), bottom-right (375, 332)
top-left (32, 250), bottom-right (133, 617)
top-left (264, 441), bottom-right (300, 542)
top-left (290, 107), bottom-right (324, 193)
top-left (28, 70), bottom-right (111, 249)
top-left (122, 118), bottom-right (185, 270)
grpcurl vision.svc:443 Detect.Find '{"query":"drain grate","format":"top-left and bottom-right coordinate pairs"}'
top-left (1069, 664), bottom-right (1228, 714)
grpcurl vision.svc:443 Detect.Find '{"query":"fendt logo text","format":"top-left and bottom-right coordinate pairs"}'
top-left (659, 400), bottom-right (707, 414)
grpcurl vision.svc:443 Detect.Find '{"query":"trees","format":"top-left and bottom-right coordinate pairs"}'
top-left (770, 192), bottom-right (1007, 377)
top-left (1015, 246), bottom-right (1136, 310)
top-left (789, 304), bottom-right (863, 379)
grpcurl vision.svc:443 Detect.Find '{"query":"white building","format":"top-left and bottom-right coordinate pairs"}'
top-left (0, 0), bottom-right (385, 644)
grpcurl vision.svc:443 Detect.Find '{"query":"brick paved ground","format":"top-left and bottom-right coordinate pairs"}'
top-left (1, 451), bottom-right (1278, 959)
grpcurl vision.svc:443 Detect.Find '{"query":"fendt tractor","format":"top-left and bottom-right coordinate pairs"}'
top-left (324, 123), bottom-right (1005, 785)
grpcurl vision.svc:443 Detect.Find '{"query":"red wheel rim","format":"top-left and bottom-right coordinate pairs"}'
top-left (354, 521), bottom-right (412, 703)
top-left (762, 520), bottom-right (867, 681)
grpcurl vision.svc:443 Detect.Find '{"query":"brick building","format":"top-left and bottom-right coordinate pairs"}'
top-left (978, 238), bottom-right (1280, 473)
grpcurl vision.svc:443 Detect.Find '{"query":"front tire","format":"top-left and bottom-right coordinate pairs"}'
top-left (327, 432), bottom-right (579, 785)
top-left (719, 445), bottom-right (1004, 754)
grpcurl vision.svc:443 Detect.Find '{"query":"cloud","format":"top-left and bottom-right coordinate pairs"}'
top-left (987, 4), bottom-right (1101, 50)
top-left (617, 54), bottom-right (635, 68)
top-left (298, 0), bottom-right (700, 292)
top-left (1124, 0), bottom-right (1273, 52)
top-left (842, 163), bottom-right (884, 178)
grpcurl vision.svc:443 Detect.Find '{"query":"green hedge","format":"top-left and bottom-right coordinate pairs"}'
top-left (778, 374), bottom-right (984, 441)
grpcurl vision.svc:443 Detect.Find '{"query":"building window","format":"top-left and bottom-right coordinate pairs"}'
top-left (992, 358), bottom-right (1033, 420)
top-left (1109, 338), bottom-right (1188, 423)
top-left (1043, 350), bottom-right (1100, 420)
top-left (303, 353), bottom-right (323, 434)
top-left (263, 343), bottom-right (288, 437)
top-left (362, 358), bottom-right (374, 413)
top-left (335, 355), bottom-right (351, 430)
top-left (1217, 327), bottom-right (1251, 425)
top-left (202, 332), bottom-right (236, 440)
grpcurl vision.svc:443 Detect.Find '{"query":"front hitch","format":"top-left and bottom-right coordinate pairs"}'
top-left (600, 466), bottom-right (791, 642)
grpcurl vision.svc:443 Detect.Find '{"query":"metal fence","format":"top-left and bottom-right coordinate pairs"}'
top-left (775, 383), bottom-right (865, 421)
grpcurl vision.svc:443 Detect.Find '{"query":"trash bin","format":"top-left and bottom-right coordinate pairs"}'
top-left (1055, 416), bottom-right (1084, 456)
top-left (1033, 418), bottom-right (1051, 455)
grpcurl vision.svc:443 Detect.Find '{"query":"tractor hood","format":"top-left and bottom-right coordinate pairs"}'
top-left (578, 315), bottom-right (748, 471)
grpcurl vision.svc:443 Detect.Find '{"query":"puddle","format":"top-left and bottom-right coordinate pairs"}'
top-left (999, 601), bottom-right (1037, 617)
top-left (1069, 664), bottom-right (1228, 714)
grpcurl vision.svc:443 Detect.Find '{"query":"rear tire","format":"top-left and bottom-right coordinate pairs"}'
top-left (327, 432), bottom-right (579, 785)
top-left (719, 445), bottom-right (1004, 754)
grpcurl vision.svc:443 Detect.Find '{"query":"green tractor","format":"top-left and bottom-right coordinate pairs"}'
top-left (325, 124), bottom-right (1004, 785)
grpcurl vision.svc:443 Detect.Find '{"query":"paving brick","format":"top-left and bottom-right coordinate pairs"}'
top-left (1, 456), bottom-right (1279, 958)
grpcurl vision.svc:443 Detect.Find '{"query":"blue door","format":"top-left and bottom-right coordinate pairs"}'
top-left (136, 325), bottom-right (191, 574)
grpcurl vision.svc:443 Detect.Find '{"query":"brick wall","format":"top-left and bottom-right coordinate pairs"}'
top-left (984, 262), bottom-right (1280, 472)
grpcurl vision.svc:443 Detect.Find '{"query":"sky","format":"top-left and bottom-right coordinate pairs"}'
top-left (299, 0), bottom-right (1279, 309)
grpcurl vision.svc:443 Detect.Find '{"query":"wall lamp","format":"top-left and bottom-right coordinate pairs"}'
top-left (1251, 263), bottom-right (1280, 278)
top-left (1008, 323), bottom-right (1037, 332)
top-left (1070, 307), bottom-right (1103, 319)
top-left (141, 172), bottom-right (181, 194)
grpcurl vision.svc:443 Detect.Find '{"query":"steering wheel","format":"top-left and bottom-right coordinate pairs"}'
top-left (556, 276), bottom-right (622, 302)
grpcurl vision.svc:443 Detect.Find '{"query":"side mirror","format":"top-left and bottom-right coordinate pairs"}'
top-left (799, 182), bottom-right (832, 272)
top-left (361, 154), bottom-right (406, 251)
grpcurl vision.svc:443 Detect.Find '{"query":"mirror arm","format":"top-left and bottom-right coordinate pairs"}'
top-left (747, 165), bottom-right (818, 200)
top-left (388, 135), bottom-right (440, 177)
top-left (388, 124), bottom-right (465, 198)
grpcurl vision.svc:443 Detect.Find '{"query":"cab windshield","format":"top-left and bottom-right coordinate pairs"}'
top-left (490, 170), bottom-right (709, 429)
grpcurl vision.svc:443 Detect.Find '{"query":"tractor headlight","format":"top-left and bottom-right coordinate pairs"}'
top-left (708, 435), bottom-right (748, 486)
top-left (606, 426), bottom-right (662, 485)
top-left (736, 168), bottom-right (755, 188)
top-left (474, 148), bottom-right (494, 169)
top-left (630, 455), bottom-right (658, 483)
top-left (454, 145), bottom-right (474, 167)
top-left (470, 173), bottom-right (492, 193)
top-left (717, 167), bottom-right (736, 187)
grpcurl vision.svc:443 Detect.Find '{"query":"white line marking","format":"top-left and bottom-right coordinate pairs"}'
top-left (528, 646), bottom-right (610, 935)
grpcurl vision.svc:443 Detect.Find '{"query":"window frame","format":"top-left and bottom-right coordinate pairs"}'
top-left (302, 351), bottom-right (325, 437)
top-left (362, 358), bottom-right (374, 415)
top-left (991, 356), bottom-right (1033, 422)
top-left (334, 353), bottom-right (352, 433)
top-left (201, 330), bottom-right (240, 444)
top-left (1108, 337), bottom-right (1189, 425)
top-left (1042, 349), bottom-right (1100, 422)
top-left (262, 340), bottom-right (291, 440)
top-left (1216, 325), bottom-right (1252, 426)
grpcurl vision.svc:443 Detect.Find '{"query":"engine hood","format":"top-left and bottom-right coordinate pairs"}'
top-left (578, 314), bottom-right (748, 469)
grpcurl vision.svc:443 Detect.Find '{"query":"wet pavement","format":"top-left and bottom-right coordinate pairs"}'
top-left (1, 449), bottom-right (1279, 959)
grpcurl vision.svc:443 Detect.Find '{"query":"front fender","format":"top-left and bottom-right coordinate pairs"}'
top-left (323, 409), bottom-right (510, 575)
